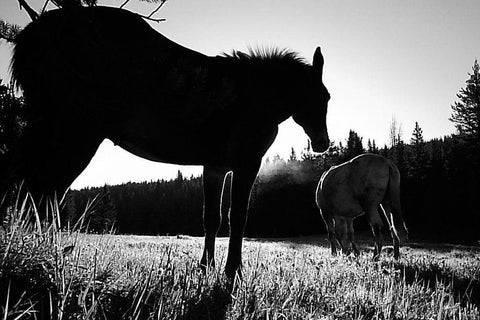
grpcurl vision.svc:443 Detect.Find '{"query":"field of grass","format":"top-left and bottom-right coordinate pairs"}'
top-left (1, 204), bottom-right (480, 319)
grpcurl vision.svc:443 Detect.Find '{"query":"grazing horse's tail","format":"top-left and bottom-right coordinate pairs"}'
top-left (387, 161), bottom-right (409, 241)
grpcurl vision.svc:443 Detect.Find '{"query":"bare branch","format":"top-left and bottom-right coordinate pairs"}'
top-left (119, 0), bottom-right (131, 9)
top-left (17, 0), bottom-right (39, 21)
top-left (147, 0), bottom-right (167, 18)
top-left (41, 0), bottom-right (51, 13)
top-left (119, 0), bottom-right (167, 22)
top-left (136, 13), bottom-right (166, 23)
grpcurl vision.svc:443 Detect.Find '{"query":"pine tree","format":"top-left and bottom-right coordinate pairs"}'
top-left (344, 130), bottom-right (364, 160)
top-left (367, 139), bottom-right (379, 153)
top-left (176, 170), bottom-right (184, 183)
top-left (0, 80), bottom-right (25, 155)
top-left (0, 20), bottom-right (22, 43)
top-left (301, 141), bottom-right (315, 161)
top-left (410, 122), bottom-right (425, 146)
top-left (288, 147), bottom-right (297, 162)
top-left (89, 186), bottom-right (118, 233)
top-left (372, 139), bottom-right (378, 153)
top-left (409, 122), bottom-right (427, 179)
top-left (450, 59), bottom-right (480, 145)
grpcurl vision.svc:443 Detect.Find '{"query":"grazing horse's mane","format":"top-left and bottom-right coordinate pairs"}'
top-left (222, 47), bottom-right (309, 68)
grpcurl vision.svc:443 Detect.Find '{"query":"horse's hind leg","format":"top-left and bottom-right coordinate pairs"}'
top-left (367, 206), bottom-right (384, 261)
top-left (346, 219), bottom-right (360, 257)
top-left (10, 120), bottom-right (103, 205)
top-left (323, 215), bottom-right (338, 256)
top-left (380, 203), bottom-right (400, 259)
top-left (200, 166), bottom-right (230, 269)
top-left (334, 218), bottom-right (348, 255)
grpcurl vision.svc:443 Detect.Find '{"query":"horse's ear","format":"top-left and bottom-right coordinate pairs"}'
top-left (313, 46), bottom-right (324, 78)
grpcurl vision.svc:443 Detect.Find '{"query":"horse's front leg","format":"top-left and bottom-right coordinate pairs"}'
top-left (224, 161), bottom-right (260, 280)
top-left (200, 166), bottom-right (230, 269)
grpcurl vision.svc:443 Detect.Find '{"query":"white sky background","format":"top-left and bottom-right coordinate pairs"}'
top-left (0, 0), bottom-right (479, 188)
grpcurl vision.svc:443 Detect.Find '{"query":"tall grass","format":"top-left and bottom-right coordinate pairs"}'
top-left (0, 194), bottom-right (479, 319)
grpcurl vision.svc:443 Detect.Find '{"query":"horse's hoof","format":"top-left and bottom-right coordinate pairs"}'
top-left (393, 251), bottom-right (400, 260)
top-left (224, 264), bottom-right (242, 283)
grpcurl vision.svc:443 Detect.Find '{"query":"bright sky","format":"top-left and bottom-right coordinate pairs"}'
top-left (1, 0), bottom-right (479, 188)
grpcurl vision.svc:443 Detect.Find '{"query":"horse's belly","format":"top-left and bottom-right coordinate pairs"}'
top-left (110, 129), bottom-right (229, 166)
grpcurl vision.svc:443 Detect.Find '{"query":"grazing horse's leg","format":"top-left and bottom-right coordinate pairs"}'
top-left (323, 214), bottom-right (338, 256)
top-left (346, 219), bottom-right (360, 257)
top-left (380, 203), bottom-right (400, 259)
top-left (224, 161), bottom-right (260, 280)
top-left (334, 218), bottom-right (348, 255)
top-left (200, 166), bottom-right (230, 269)
top-left (367, 206), bottom-right (384, 261)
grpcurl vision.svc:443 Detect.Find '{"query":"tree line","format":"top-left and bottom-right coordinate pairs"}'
top-left (62, 122), bottom-right (477, 244)
top-left (2, 60), bottom-right (479, 244)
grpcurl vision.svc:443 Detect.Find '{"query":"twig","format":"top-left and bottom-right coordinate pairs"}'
top-left (17, 0), bottom-right (39, 21)
top-left (136, 14), bottom-right (166, 23)
top-left (147, 0), bottom-right (167, 19)
top-left (119, 0), bottom-right (131, 9)
top-left (41, 0), bottom-right (50, 13)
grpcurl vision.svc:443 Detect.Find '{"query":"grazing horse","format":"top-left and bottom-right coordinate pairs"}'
top-left (316, 154), bottom-right (408, 260)
top-left (3, 6), bottom-right (331, 279)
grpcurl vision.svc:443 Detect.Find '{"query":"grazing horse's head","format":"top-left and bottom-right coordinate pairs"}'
top-left (292, 47), bottom-right (330, 153)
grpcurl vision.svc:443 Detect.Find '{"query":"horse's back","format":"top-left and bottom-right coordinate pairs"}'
top-left (317, 154), bottom-right (392, 216)
top-left (317, 162), bottom-right (361, 217)
top-left (12, 6), bottom-right (206, 107)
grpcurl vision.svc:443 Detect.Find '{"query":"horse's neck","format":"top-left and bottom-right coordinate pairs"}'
top-left (211, 57), bottom-right (302, 124)
top-left (248, 78), bottom-right (299, 124)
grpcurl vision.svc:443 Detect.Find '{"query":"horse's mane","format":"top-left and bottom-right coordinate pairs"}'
top-left (222, 47), bottom-right (309, 67)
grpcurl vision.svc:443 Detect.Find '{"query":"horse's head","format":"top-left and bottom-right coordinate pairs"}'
top-left (292, 47), bottom-right (330, 153)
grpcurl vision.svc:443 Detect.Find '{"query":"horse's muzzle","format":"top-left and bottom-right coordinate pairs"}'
top-left (312, 139), bottom-right (330, 153)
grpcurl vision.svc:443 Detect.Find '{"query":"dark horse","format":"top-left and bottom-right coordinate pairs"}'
top-left (4, 6), bottom-right (330, 279)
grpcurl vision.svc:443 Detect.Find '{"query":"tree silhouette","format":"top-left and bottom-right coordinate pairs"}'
top-left (88, 186), bottom-right (118, 233)
top-left (367, 139), bottom-right (378, 153)
top-left (450, 59), bottom-right (480, 145)
top-left (409, 122), bottom-right (427, 179)
top-left (0, 21), bottom-right (22, 43)
top-left (288, 147), bottom-right (298, 162)
top-left (389, 116), bottom-right (403, 148)
top-left (344, 130), bottom-right (364, 160)
top-left (0, 80), bottom-right (25, 156)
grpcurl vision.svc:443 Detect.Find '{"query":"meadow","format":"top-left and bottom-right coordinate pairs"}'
top-left (1, 203), bottom-right (480, 320)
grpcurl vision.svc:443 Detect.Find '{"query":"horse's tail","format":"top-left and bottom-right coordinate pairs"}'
top-left (387, 160), bottom-right (409, 242)
top-left (315, 170), bottom-right (329, 209)
top-left (11, 15), bottom-right (48, 99)
top-left (11, 10), bottom-right (67, 111)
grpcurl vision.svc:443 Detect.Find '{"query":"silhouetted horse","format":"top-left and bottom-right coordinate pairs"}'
top-left (316, 154), bottom-right (408, 260)
top-left (3, 6), bottom-right (331, 279)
